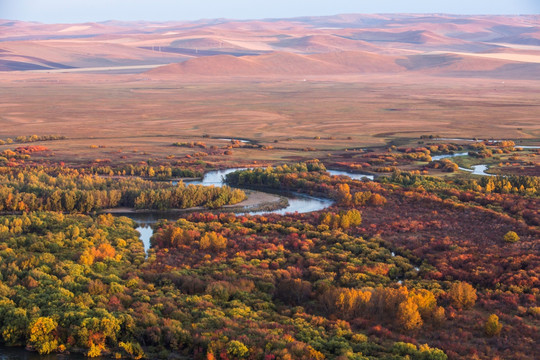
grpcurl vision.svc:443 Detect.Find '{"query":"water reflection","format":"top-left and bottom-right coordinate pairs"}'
top-left (243, 193), bottom-right (334, 216)
top-left (0, 347), bottom-right (88, 359)
top-left (327, 169), bottom-right (374, 181)
top-left (135, 225), bottom-right (153, 254)
top-left (128, 167), bottom-right (384, 253)
top-left (180, 168), bottom-right (248, 187)
top-left (431, 152), bottom-right (468, 161)
top-left (217, 138), bottom-right (250, 143)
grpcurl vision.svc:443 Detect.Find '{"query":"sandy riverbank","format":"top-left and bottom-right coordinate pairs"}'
top-left (102, 189), bottom-right (287, 215)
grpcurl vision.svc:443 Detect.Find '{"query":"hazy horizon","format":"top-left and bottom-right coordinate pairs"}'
top-left (1, 0), bottom-right (539, 24)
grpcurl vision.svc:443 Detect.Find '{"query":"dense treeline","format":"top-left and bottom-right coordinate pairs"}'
top-left (385, 170), bottom-right (539, 197)
top-left (0, 167), bottom-right (245, 212)
top-left (0, 134), bottom-right (66, 145)
top-left (133, 185), bottom-right (246, 210)
top-left (225, 161), bottom-right (387, 207)
top-left (383, 171), bottom-right (539, 226)
top-left (471, 175), bottom-right (539, 195)
top-left (88, 164), bottom-right (203, 180)
top-left (226, 161), bottom-right (327, 187)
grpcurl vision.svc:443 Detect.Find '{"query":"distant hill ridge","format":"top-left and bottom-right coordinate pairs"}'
top-left (1, 14), bottom-right (540, 77)
top-left (145, 49), bottom-right (537, 78)
top-left (146, 51), bottom-right (405, 76)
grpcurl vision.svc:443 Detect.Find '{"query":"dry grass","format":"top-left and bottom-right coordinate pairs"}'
top-left (0, 73), bottom-right (539, 164)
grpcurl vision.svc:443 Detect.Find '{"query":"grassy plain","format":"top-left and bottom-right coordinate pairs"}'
top-left (1, 73), bottom-right (539, 166)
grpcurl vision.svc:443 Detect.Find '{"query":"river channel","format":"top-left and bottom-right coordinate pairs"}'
top-left (431, 152), bottom-right (491, 175)
top-left (431, 144), bottom-right (539, 176)
top-left (131, 168), bottom-right (375, 253)
top-left (125, 144), bottom-right (540, 252)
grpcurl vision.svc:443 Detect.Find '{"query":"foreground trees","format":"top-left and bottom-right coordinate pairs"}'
top-left (0, 210), bottom-right (456, 359)
top-left (0, 162), bottom-right (537, 359)
top-left (0, 212), bottom-right (146, 357)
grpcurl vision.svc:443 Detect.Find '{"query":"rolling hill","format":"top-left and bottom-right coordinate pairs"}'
top-left (1, 14), bottom-right (540, 78)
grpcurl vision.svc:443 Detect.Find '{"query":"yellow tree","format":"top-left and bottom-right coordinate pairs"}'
top-left (200, 232), bottom-right (227, 251)
top-left (398, 298), bottom-right (423, 331)
top-left (409, 289), bottom-right (436, 319)
top-left (337, 183), bottom-right (352, 205)
top-left (29, 317), bottom-right (59, 355)
top-left (485, 314), bottom-right (502, 337)
top-left (448, 282), bottom-right (477, 309)
top-left (503, 231), bottom-right (520, 243)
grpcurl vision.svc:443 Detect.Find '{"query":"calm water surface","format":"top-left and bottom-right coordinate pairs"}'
top-left (0, 347), bottom-right (89, 359)
top-left (133, 167), bottom-right (344, 251)
top-left (327, 169), bottom-right (374, 181)
top-left (133, 167), bottom-right (375, 251)
top-left (431, 152), bottom-right (496, 176)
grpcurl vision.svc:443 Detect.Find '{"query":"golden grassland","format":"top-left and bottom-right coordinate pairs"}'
top-left (0, 73), bottom-right (539, 165)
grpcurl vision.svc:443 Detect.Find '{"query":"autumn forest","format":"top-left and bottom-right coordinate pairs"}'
top-left (0, 139), bottom-right (538, 360)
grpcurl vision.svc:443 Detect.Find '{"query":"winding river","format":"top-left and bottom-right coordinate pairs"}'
top-left (132, 144), bottom-right (540, 252)
top-left (134, 146), bottom-right (540, 250)
top-left (430, 152), bottom-right (492, 175)
top-left (432, 144), bottom-right (539, 176)
top-left (131, 168), bottom-right (376, 253)
top-left (432, 152), bottom-right (501, 176)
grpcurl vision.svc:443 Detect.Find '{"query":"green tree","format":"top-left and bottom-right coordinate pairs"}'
top-left (1, 307), bottom-right (29, 345)
top-left (418, 344), bottom-right (448, 360)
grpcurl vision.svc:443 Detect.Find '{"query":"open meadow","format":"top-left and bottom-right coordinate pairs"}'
top-left (1, 73), bottom-right (539, 167)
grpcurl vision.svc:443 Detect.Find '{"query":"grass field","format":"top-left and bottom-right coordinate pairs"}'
top-left (1, 73), bottom-right (539, 165)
